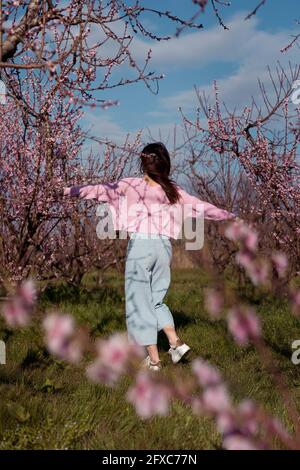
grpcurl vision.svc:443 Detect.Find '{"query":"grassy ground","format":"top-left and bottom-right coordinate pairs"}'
top-left (1, 268), bottom-right (300, 450)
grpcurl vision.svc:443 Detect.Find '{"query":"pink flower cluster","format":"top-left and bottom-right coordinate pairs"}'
top-left (226, 220), bottom-right (271, 286)
top-left (204, 288), bottom-right (223, 319)
top-left (271, 252), bottom-right (288, 278)
top-left (86, 333), bottom-right (144, 387)
top-left (192, 359), bottom-right (262, 449)
top-left (228, 306), bottom-right (261, 346)
top-left (127, 371), bottom-right (171, 419)
top-left (225, 217), bottom-right (289, 287)
top-left (225, 221), bottom-right (258, 252)
top-left (43, 313), bottom-right (84, 363)
top-left (1, 279), bottom-right (37, 327)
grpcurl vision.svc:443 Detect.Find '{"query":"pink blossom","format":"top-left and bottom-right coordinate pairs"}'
top-left (86, 360), bottom-right (120, 387)
top-left (96, 333), bottom-right (143, 374)
top-left (228, 306), bottom-right (261, 346)
top-left (223, 434), bottom-right (260, 450)
top-left (271, 252), bottom-right (288, 278)
top-left (192, 359), bottom-right (222, 387)
top-left (236, 251), bottom-right (253, 270)
top-left (17, 279), bottom-right (37, 307)
top-left (86, 333), bottom-right (144, 386)
top-left (2, 298), bottom-right (29, 328)
top-left (43, 313), bottom-right (82, 363)
top-left (216, 411), bottom-right (237, 435)
top-left (238, 400), bottom-right (258, 435)
top-left (246, 260), bottom-right (269, 286)
top-left (245, 231), bottom-right (258, 253)
top-left (225, 221), bottom-right (258, 252)
top-left (1, 278), bottom-right (37, 328)
top-left (127, 371), bottom-right (171, 419)
top-left (236, 253), bottom-right (269, 286)
top-left (204, 288), bottom-right (223, 318)
top-left (202, 384), bottom-right (232, 413)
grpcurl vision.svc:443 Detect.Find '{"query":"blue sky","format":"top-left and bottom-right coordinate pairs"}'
top-left (83, 0), bottom-right (300, 148)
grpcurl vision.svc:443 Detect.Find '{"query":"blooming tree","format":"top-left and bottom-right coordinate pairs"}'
top-left (0, 70), bottom-right (142, 291)
top-left (180, 67), bottom-right (300, 278)
top-left (0, 0), bottom-right (205, 108)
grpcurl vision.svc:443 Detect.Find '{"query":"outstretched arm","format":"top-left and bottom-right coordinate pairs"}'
top-left (63, 180), bottom-right (125, 203)
top-left (179, 189), bottom-right (236, 221)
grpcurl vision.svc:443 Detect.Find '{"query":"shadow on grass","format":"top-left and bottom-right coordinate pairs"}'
top-left (20, 347), bottom-right (52, 370)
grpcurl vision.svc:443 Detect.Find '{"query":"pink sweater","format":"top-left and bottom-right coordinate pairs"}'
top-left (64, 177), bottom-right (235, 239)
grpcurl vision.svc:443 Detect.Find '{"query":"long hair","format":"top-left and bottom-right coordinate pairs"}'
top-left (139, 142), bottom-right (181, 204)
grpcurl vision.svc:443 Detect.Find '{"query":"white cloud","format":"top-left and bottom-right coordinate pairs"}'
top-left (83, 110), bottom-right (132, 143)
top-left (131, 13), bottom-right (259, 68)
top-left (155, 16), bottom-right (299, 115)
top-left (83, 108), bottom-right (182, 147)
top-left (82, 12), bottom-right (300, 148)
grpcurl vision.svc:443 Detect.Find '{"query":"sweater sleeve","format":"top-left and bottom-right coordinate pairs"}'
top-left (63, 180), bottom-right (126, 203)
top-left (179, 189), bottom-right (235, 221)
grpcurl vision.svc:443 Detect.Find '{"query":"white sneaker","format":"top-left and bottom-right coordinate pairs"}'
top-left (142, 356), bottom-right (162, 371)
top-left (168, 340), bottom-right (190, 364)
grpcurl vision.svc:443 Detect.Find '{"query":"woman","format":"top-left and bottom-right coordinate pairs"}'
top-left (64, 142), bottom-right (235, 370)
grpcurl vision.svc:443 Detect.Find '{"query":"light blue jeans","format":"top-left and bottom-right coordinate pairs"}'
top-left (125, 232), bottom-right (174, 345)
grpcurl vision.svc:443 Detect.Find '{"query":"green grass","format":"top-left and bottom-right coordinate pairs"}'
top-left (1, 268), bottom-right (300, 449)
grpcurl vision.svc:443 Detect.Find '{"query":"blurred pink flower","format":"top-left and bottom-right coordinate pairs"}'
top-left (86, 333), bottom-right (144, 387)
top-left (86, 360), bottom-right (120, 387)
top-left (202, 384), bottom-right (231, 413)
top-left (223, 434), bottom-right (260, 450)
top-left (238, 400), bottom-right (258, 435)
top-left (43, 313), bottom-right (82, 363)
top-left (2, 298), bottom-right (29, 328)
top-left (204, 288), bottom-right (223, 318)
top-left (236, 253), bottom-right (269, 286)
top-left (228, 306), bottom-right (261, 346)
top-left (192, 358), bottom-right (222, 387)
top-left (244, 231), bottom-right (258, 252)
top-left (236, 251), bottom-right (253, 270)
top-left (17, 279), bottom-right (37, 308)
top-left (271, 252), bottom-right (288, 278)
top-left (216, 411), bottom-right (237, 435)
top-left (1, 278), bottom-right (37, 328)
top-left (127, 371), bottom-right (171, 419)
top-left (96, 333), bottom-right (143, 374)
top-left (246, 260), bottom-right (269, 286)
top-left (225, 221), bottom-right (258, 252)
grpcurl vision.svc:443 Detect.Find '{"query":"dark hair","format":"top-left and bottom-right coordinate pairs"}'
top-left (140, 142), bottom-right (181, 204)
